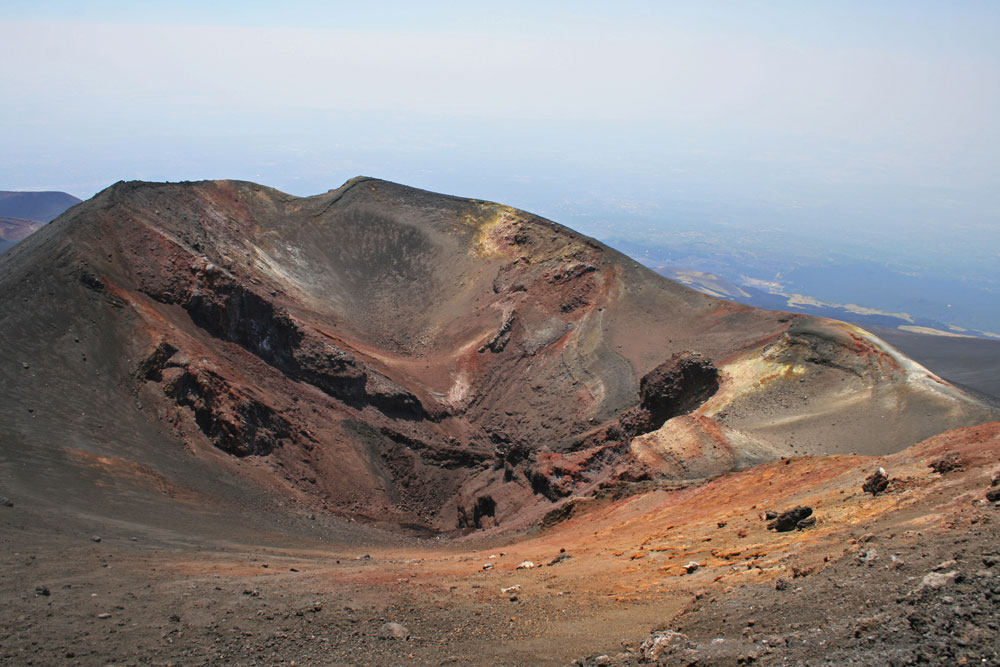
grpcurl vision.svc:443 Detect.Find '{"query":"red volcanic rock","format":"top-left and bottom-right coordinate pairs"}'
top-left (862, 467), bottom-right (890, 495)
top-left (928, 452), bottom-right (964, 474)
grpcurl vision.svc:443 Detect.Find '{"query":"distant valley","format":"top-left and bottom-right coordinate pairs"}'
top-left (0, 190), bottom-right (80, 253)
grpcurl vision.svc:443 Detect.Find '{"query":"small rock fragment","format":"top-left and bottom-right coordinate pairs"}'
top-left (0, 496), bottom-right (12, 508)
top-left (377, 622), bottom-right (410, 640)
top-left (516, 561), bottom-right (535, 570)
top-left (928, 452), bottom-right (962, 474)
top-left (684, 561), bottom-right (700, 574)
top-left (548, 553), bottom-right (572, 566)
top-left (35, 586), bottom-right (50, 597)
top-left (775, 578), bottom-right (790, 591)
top-left (856, 548), bottom-right (879, 566)
top-left (90, 535), bottom-right (101, 543)
top-left (764, 510), bottom-right (779, 520)
top-left (917, 570), bottom-right (958, 592)
top-left (796, 516), bottom-right (816, 530)
top-left (639, 630), bottom-right (694, 662)
top-left (862, 467), bottom-right (890, 495)
top-left (97, 613), bottom-right (111, 619)
top-left (986, 488), bottom-right (1000, 503)
top-left (767, 506), bottom-right (812, 532)
top-left (482, 563), bottom-right (494, 571)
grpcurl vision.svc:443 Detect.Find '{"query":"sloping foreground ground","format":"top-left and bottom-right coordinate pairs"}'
top-left (2, 421), bottom-right (999, 666)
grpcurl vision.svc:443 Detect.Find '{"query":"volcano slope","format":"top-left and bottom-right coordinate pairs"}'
top-left (1, 177), bottom-right (998, 665)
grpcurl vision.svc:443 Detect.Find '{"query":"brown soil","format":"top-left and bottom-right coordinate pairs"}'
top-left (3, 422), bottom-right (999, 665)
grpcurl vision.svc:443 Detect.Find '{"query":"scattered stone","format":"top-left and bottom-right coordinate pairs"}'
top-left (684, 561), bottom-right (700, 574)
top-left (639, 630), bottom-right (694, 662)
top-left (377, 622), bottom-right (410, 640)
top-left (862, 467), bottom-right (890, 495)
top-left (500, 585), bottom-right (521, 594)
top-left (0, 496), bottom-right (12, 508)
top-left (90, 535), bottom-right (101, 543)
top-left (97, 613), bottom-right (111, 619)
top-left (548, 553), bottom-right (572, 566)
top-left (916, 570), bottom-right (958, 592)
top-left (482, 563), bottom-right (494, 571)
top-left (516, 561), bottom-right (535, 570)
top-left (764, 510), bottom-right (779, 520)
top-left (856, 548), bottom-right (879, 566)
top-left (168, 614), bottom-right (180, 623)
top-left (934, 559), bottom-right (957, 571)
top-left (717, 521), bottom-right (727, 528)
top-left (775, 578), bottom-right (790, 591)
top-left (21, 361), bottom-right (29, 369)
top-left (35, 586), bottom-right (50, 597)
top-left (986, 488), bottom-right (1000, 503)
top-left (767, 506), bottom-right (813, 532)
top-left (242, 588), bottom-right (260, 597)
top-left (928, 452), bottom-right (962, 474)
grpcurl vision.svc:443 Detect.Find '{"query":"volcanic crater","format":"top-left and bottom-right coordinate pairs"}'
top-left (2, 177), bottom-right (998, 665)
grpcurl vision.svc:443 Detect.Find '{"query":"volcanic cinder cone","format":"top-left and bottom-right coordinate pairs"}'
top-left (1, 177), bottom-right (995, 533)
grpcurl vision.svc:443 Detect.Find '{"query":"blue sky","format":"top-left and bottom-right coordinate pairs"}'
top-left (3, 2), bottom-right (999, 327)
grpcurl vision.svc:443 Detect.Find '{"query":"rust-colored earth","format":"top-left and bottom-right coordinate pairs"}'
top-left (1, 178), bottom-right (998, 665)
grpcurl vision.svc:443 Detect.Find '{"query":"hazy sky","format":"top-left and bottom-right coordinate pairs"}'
top-left (3, 2), bottom-right (999, 276)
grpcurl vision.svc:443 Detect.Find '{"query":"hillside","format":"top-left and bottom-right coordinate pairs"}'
top-left (2, 178), bottom-right (998, 664)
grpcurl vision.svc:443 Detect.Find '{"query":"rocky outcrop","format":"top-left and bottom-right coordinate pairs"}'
top-left (138, 343), bottom-right (293, 457)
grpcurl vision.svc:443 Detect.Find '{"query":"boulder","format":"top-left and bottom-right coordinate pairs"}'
top-left (767, 506), bottom-right (813, 532)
